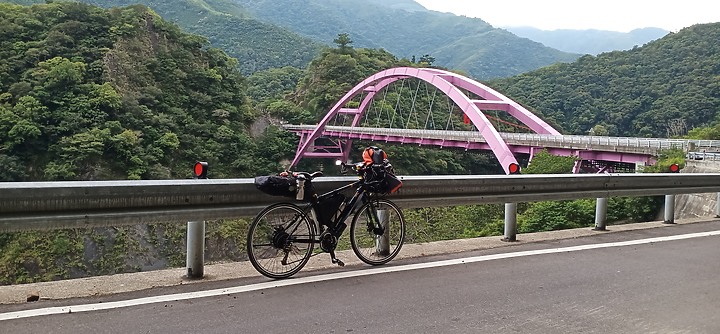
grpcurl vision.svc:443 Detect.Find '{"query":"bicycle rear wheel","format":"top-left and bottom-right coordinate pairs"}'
top-left (247, 203), bottom-right (315, 279)
top-left (350, 198), bottom-right (405, 265)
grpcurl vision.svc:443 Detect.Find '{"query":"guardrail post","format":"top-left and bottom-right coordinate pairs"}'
top-left (186, 161), bottom-right (208, 279)
top-left (186, 221), bottom-right (206, 278)
top-left (664, 194), bottom-right (675, 224)
top-left (594, 197), bottom-right (608, 231)
top-left (503, 203), bottom-right (518, 242)
top-left (377, 210), bottom-right (390, 255)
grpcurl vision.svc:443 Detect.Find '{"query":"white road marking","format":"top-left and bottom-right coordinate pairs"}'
top-left (2, 230), bottom-right (719, 321)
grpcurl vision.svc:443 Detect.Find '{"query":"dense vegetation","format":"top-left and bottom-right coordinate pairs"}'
top-left (3, 0), bottom-right (324, 74)
top-left (0, 2), bottom-right (296, 283)
top-left (0, 2), bottom-right (303, 181)
top-left (488, 23), bottom-right (720, 138)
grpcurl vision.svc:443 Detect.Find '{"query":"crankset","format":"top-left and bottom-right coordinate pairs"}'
top-left (319, 231), bottom-right (344, 266)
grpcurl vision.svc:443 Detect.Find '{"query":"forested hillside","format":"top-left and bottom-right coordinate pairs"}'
top-left (365, 0), bottom-right (426, 11)
top-left (233, 0), bottom-right (580, 79)
top-left (489, 23), bottom-right (720, 138)
top-left (2, 0), bottom-right (324, 74)
top-left (0, 2), bottom-right (295, 182)
top-left (6, 0), bottom-right (671, 81)
top-left (506, 27), bottom-right (669, 55)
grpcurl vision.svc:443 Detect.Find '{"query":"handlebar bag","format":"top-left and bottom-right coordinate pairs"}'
top-left (384, 172), bottom-right (403, 194)
top-left (364, 165), bottom-right (402, 194)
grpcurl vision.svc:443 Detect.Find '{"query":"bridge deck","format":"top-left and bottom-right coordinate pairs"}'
top-left (285, 124), bottom-right (720, 165)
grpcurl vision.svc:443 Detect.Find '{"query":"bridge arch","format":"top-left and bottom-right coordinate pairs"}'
top-left (290, 67), bottom-right (561, 174)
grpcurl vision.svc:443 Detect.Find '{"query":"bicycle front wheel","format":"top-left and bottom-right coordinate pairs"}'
top-left (350, 198), bottom-right (405, 265)
top-left (247, 203), bottom-right (315, 279)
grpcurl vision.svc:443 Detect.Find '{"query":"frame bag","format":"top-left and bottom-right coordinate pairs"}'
top-left (316, 193), bottom-right (346, 226)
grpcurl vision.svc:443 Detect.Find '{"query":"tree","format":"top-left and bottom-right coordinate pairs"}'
top-left (687, 124), bottom-right (720, 140)
top-left (419, 54), bottom-right (435, 66)
top-left (588, 124), bottom-right (609, 136)
top-left (333, 33), bottom-right (354, 53)
top-left (523, 149), bottom-right (576, 174)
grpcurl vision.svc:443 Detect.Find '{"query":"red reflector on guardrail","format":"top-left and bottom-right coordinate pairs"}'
top-left (193, 162), bottom-right (208, 178)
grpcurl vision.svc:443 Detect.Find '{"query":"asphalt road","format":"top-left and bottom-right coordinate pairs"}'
top-left (2, 221), bottom-right (720, 334)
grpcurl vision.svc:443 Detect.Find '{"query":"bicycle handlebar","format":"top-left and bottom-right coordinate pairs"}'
top-left (283, 162), bottom-right (367, 181)
top-left (340, 162), bottom-right (367, 176)
top-left (280, 171), bottom-right (323, 180)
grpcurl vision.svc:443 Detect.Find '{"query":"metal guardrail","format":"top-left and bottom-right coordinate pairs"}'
top-left (3, 173), bottom-right (720, 233)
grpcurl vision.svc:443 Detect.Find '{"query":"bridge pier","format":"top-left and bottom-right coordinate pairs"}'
top-left (503, 203), bottom-right (518, 242)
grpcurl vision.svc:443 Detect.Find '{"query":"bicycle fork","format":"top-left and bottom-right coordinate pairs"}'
top-left (368, 207), bottom-right (385, 236)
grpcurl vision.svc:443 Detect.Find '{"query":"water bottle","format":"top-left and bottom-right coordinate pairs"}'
top-left (296, 177), bottom-right (305, 201)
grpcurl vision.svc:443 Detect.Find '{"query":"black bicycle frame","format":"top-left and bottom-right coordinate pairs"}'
top-left (310, 179), bottom-right (378, 238)
top-left (278, 182), bottom-right (363, 246)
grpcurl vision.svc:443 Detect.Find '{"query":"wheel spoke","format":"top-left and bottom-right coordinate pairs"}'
top-left (350, 199), bottom-right (405, 265)
top-left (247, 203), bottom-right (315, 279)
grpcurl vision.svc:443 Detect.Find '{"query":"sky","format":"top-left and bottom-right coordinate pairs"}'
top-left (413, 0), bottom-right (720, 33)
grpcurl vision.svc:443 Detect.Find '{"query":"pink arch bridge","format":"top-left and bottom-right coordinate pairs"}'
top-left (289, 67), bottom-right (660, 174)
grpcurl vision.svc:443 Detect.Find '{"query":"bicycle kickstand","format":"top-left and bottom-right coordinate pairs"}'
top-left (329, 250), bottom-right (345, 267)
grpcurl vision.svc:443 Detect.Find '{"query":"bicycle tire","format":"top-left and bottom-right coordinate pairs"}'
top-left (350, 198), bottom-right (405, 265)
top-left (247, 202), bottom-right (316, 279)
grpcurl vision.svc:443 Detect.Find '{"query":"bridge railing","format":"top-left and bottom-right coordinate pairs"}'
top-left (3, 173), bottom-right (720, 277)
top-left (286, 124), bottom-right (720, 155)
top-left (687, 151), bottom-right (720, 161)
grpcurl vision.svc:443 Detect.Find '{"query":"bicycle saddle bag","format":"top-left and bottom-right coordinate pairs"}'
top-left (254, 175), bottom-right (298, 198)
top-left (255, 175), bottom-right (317, 201)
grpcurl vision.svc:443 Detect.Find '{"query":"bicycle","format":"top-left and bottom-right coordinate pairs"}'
top-left (247, 162), bottom-right (405, 279)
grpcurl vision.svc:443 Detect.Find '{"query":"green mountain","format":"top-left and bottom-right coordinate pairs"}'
top-left (487, 23), bottom-right (720, 138)
top-left (0, 1), bottom-right (305, 284)
top-left (233, 0), bottom-right (581, 79)
top-left (365, 0), bottom-right (426, 11)
top-left (5, 0), bottom-right (583, 80)
top-left (0, 2), bottom-right (298, 182)
top-left (506, 27), bottom-right (670, 55)
top-left (3, 0), bottom-right (324, 75)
